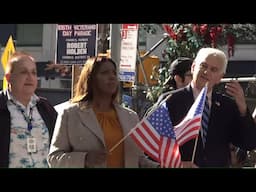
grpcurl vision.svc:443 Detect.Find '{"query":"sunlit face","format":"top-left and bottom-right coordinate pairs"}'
top-left (192, 54), bottom-right (224, 91)
top-left (8, 57), bottom-right (38, 96)
top-left (93, 61), bottom-right (118, 97)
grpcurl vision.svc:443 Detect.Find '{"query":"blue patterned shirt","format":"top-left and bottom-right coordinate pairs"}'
top-left (7, 93), bottom-right (50, 168)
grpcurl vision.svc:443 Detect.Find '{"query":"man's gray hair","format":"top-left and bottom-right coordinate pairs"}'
top-left (194, 47), bottom-right (228, 73)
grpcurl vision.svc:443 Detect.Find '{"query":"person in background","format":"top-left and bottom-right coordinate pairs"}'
top-left (164, 57), bottom-right (193, 91)
top-left (144, 57), bottom-right (193, 117)
top-left (47, 56), bottom-right (159, 168)
top-left (165, 47), bottom-right (256, 167)
top-left (156, 57), bottom-right (193, 105)
top-left (0, 51), bottom-right (57, 168)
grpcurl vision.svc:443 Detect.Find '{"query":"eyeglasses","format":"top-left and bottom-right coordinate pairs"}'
top-left (199, 62), bottom-right (220, 73)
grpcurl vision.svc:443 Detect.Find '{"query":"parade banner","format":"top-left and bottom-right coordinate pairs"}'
top-left (56, 24), bottom-right (97, 65)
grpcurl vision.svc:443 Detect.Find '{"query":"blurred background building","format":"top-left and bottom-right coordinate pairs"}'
top-left (0, 24), bottom-right (256, 111)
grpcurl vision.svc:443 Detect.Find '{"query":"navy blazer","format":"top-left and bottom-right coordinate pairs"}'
top-left (166, 85), bottom-right (256, 167)
top-left (0, 91), bottom-right (57, 167)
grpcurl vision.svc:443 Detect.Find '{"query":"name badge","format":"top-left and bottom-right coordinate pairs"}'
top-left (27, 137), bottom-right (37, 153)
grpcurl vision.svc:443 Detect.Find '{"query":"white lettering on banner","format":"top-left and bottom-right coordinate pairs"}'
top-left (66, 42), bottom-right (87, 49)
top-left (73, 25), bottom-right (96, 30)
top-left (62, 55), bottom-right (74, 59)
top-left (66, 42), bottom-right (88, 55)
top-left (66, 48), bottom-right (87, 55)
top-left (74, 30), bottom-right (91, 36)
top-left (78, 38), bottom-right (88, 41)
top-left (66, 38), bottom-right (78, 42)
top-left (58, 25), bottom-right (72, 30)
top-left (75, 55), bottom-right (87, 59)
top-left (62, 31), bottom-right (72, 36)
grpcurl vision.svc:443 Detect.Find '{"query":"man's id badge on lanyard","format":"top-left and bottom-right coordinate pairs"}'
top-left (27, 137), bottom-right (37, 153)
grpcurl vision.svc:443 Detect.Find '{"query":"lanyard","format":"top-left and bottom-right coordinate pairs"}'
top-left (11, 100), bottom-right (33, 132)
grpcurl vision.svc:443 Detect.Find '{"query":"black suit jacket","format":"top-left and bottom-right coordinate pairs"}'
top-left (166, 85), bottom-right (256, 167)
top-left (0, 90), bottom-right (58, 167)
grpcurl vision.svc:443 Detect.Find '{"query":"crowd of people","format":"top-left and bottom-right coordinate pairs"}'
top-left (1, 47), bottom-right (256, 168)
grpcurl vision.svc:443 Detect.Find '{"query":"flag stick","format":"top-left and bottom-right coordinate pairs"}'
top-left (143, 91), bottom-right (172, 118)
top-left (191, 137), bottom-right (199, 163)
top-left (109, 132), bottom-right (131, 153)
top-left (110, 96), bottom-right (169, 153)
top-left (110, 90), bottom-right (173, 154)
top-left (191, 83), bottom-right (208, 164)
top-left (109, 123), bottom-right (141, 153)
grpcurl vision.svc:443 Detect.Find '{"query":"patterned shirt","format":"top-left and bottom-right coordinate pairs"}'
top-left (7, 93), bottom-right (50, 168)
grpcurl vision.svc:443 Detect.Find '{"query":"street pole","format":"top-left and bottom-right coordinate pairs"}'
top-left (110, 24), bottom-right (121, 66)
top-left (110, 24), bottom-right (123, 103)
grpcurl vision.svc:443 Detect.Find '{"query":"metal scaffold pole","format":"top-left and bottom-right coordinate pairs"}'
top-left (110, 24), bottom-right (123, 102)
top-left (110, 24), bottom-right (121, 67)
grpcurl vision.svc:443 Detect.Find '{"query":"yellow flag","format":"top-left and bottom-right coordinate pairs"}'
top-left (1, 35), bottom-right (16, 90)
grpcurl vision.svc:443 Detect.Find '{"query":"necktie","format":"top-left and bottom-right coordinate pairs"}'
top-left (202, 96), bottom-right (210, 147)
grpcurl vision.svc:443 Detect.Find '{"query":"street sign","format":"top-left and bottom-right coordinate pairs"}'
top-left (1, 35), bottom-right (15, 90)
top-left (119, 24), bottom-right (139, 82)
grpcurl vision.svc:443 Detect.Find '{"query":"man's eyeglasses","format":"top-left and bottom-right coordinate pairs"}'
top-left (199, 62), bottom-right (220, 73)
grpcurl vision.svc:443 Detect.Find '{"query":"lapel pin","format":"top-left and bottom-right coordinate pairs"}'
top-left (215, 101), bottom-right (220, 106)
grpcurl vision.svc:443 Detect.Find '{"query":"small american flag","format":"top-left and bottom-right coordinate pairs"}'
top-left (174, 86), bottom-right (208, 146)
top-left (130, 102), bottom-right (181, 168)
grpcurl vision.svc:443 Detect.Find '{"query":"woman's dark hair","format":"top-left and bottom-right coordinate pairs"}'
top-left (72, 56), bottom-right (119, 103)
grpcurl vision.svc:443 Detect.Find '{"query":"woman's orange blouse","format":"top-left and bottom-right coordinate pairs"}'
top-left (94, 109), bottom-right (124, 168)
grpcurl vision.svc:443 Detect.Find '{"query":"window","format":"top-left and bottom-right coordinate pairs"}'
top-left (0, 24), bottom-right (16, 46)
top-left (16, 24), bottom-right (43, 46)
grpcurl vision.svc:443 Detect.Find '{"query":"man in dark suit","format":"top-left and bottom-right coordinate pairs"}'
top-left (166, 47), bottom-right (256, 168)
